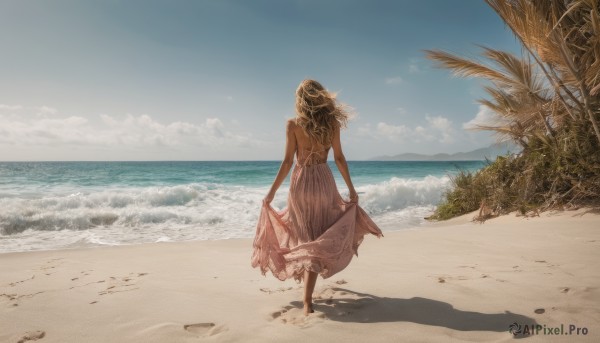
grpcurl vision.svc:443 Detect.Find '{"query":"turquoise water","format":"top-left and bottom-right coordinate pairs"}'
top-left (0, 161), bottom-right (484, 194)
top-left (0, 161), bottom-right (485, 252)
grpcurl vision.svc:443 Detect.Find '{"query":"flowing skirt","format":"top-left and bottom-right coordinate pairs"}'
top-left (251, 162), bottom-right (383, 283)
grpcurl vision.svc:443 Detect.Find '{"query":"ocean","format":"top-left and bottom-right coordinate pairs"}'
top-left (0, 161), bottom-right (485, 253)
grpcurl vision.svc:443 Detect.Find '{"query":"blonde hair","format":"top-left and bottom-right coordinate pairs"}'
top-left (294, 79), bottom-right (350, 146)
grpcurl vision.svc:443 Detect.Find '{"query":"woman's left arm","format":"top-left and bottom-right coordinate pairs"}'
top-left (264, 119), bottom-right (297, 204)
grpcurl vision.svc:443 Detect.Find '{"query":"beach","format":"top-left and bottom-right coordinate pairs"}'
top-left (1, 208), bottom-right (598, 342)
top-left (2, 0), bottom-right (599, 342)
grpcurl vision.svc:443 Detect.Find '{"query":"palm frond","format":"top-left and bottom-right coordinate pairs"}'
top-left (424, 49), bottom-right (513, 85)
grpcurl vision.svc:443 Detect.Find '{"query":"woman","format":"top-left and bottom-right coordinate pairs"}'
top-left (251, 79), bottom-right (383, 316)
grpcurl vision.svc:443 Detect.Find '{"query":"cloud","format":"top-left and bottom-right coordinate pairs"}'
top-left (0, 104), bottom-right (24, 111)
top-left (358, 114), bottom-right (456, 144)
top-left (385, 76), bottom-right (403, 85)
top-left (396, 107), bottom-right (407, 114)
top-left (376, 122), bottom-right (411, 142)
top-left (408, 58), bottom-right (423, 74)
top-left (0, 108), bottom-right (261, 149)
top-left (462, 105), bottom-right (507, 130)
top-left (426, 115), bottom-right (454, 143)
top-left (37, 106), bottom-right (58, 115)
top-left (0, 104), bottom-right (58, 115)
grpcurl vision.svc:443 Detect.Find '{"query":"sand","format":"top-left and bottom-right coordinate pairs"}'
top-left (1, 208), bottom-right (599, 342)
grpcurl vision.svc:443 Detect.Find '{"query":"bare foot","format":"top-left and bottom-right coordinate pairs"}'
top-left (303, 301), bottom-right (315, 316)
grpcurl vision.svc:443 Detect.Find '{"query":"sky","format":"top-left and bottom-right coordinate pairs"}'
top-left (0, 0), bottom-right (522, 161)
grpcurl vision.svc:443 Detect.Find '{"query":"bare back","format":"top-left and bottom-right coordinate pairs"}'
top-left (289, 119), bottom-right (331, 166)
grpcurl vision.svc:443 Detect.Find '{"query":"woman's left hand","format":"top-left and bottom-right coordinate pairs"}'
top-left (349, 189), bottom-right (359, 203)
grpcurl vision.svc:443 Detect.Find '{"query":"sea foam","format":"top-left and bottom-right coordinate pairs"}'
top-left (0, 176), bottom-right (451, 252)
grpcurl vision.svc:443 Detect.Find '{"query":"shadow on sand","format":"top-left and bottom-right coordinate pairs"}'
top-left (291, 287), bottom-right (537, 338)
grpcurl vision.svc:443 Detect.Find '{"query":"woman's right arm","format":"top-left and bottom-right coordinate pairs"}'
top-left (264, 119), bottom-right (297, 204)
top-left (332, 123), bottom-right (358, 203)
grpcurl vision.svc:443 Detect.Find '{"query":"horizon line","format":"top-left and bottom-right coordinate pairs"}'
top-left (0, 159), bottom-right (488, 163)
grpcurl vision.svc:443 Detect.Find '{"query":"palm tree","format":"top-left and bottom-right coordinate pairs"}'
top-left (425, 0), bottom-right (600, 146)
top-left (425, 0), bottom-right (600, 217)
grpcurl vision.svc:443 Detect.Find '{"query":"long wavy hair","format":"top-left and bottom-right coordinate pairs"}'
top-left (294, 79), bottom-right (350, 146)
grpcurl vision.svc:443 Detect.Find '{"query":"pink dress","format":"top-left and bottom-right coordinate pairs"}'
top-left (251, 145), bottom-right (384, 283)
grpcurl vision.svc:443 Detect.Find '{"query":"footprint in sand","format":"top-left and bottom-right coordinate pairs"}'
top-left (458, 265), bottom-right (477, 269)
top-left (1, 291), bottom-right (45, 306)
top-left (432, 275), bottom-right (468, 283)
top-left (535, 260), bottom-right (558, 268)
top-left (270, 306), bottom-right (325, 326)
top-left (68, 279), bottom-right (105, 291)
top-left (259, 287), bottom-right (293, 294)
top-left (1, 293), bottom-right (18, 301)
top-left (98, 272), bottom-right (148, 296)
top-left (8, 275), bottom-right (36, 287)
top-left (270, 305), bottom-right (294, 319)
top-left (17, 330), bottom-right (45, 343)
top-left (183, 323), bottom-right (228, 337)
top-left (184, 322), bottom-right (214, 333)
top-left (39, 258), bottom-right (64, 274)
top-left (67, 270), bottom-right (95, 284)
top-left (76, 272), bottom-right (149, 304)
top-left (271, 310), bottom-right (285, 319)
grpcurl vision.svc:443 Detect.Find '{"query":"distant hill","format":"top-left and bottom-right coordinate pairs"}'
top-left (369, 143), bottom-right (519, 161)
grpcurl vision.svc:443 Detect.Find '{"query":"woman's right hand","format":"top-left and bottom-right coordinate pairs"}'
top-left (263, 192), bottom-right (274, 205)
